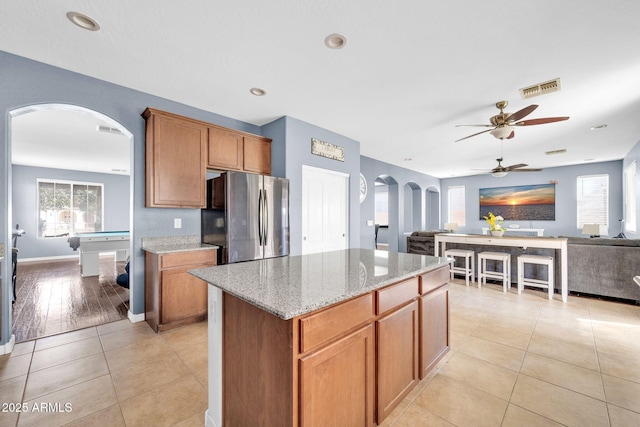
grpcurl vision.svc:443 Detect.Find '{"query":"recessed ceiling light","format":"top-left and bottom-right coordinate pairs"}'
top-left (324, 33), bottom-right (347, 49)
top-left (249, 87), bottom-right (266, 96)
top-left (66, 12), bottom-right (100, 31)
top-left (590, 124), bottom-right (608, 130)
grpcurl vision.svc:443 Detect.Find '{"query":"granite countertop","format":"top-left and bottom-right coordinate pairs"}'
top-left (141, 235), bottom-right (218, 254)
top-left (189, 248), bottom-right (452, 320)
top-left (0, 243), bottom-right (3, 258)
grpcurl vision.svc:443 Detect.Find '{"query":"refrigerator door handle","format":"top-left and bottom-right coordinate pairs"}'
top-left (258, 189), bottom-right (263, 246)
top-left (263, 189), bottom-right (269, 246)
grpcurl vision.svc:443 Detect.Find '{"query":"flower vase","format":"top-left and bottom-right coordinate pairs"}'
top-left (490, 230), bottom-right (504, 237)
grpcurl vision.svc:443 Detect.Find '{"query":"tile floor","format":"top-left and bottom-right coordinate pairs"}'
top-left (1, 279), bottom-right (639, 426)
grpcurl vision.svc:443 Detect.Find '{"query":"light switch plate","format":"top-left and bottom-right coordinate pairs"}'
top-left (174, 218), bottom-right (182, 229)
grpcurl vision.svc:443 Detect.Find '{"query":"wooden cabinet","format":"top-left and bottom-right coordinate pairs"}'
top-left (145, 249), bottom-right (216, 332)
top-left (220, 268), bottom-right (448, 426)
top-left (419, 266), bottom-right (450, 378)
top-left (207, 127), bottom-right (244, 171)
top-left (299, 324), bottom-right (375, 427)
top-left (143, 108), bottom-right (208, 208)
top-left (143, 107), bottom-right (272, 208)
top-left (375, 278), bottom-right (420, 422)
top-left (207, 128), bottom-right (271, 174)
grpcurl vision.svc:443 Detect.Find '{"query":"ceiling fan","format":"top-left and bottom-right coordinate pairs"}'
top-left (455, 100), bottom-right (569, 142)
top-left (487, 157), bottom-right (543, 178)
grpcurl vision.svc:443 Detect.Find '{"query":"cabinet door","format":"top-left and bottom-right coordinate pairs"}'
top-left (146, 112), bottom-right (207, 208)
top-left (299, 324), bottom-right (375, 427)
top-left (243, 135), bottom-right (271, 174)
top-left (208, 127), bottom-right (244, 171)
top-left (420, 285), bottom-right (450, 378)
top-left (376, 300), bottom-right (419, 423)
top-left (160, 268), bottom-right (208, 323)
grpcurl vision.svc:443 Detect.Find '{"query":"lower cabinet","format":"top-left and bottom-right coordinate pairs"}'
top-left (419, 284), bottom-right (450, 377)
top-left (299, 324), bottom-right (375, 426)
top-left (419, 267), bottom-right (451, 378)
top-left (145, 249), bottom-right (216, 332)
top-left (376, 300), bottom-right (419, 421)
top-left (221, 265), bottom-right (449, 427)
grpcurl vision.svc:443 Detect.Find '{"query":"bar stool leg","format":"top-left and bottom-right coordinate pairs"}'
top-left (548, 262), bottom-right (554, 300)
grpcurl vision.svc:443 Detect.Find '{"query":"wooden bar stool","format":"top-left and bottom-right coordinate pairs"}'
top-left (477, 251), bottom-right (511, 292)
top-left (518, 254), bottom-right (554, 299)
top-left (444, 249), bottom-right (475, 286)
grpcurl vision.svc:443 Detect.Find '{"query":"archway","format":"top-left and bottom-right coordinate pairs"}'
top-left (8, 104), bottom-right (134, 342)
top-left (374, 175), bottom-right (398, 252)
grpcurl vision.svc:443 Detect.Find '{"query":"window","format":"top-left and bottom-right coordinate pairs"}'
top-left (624, 162), bottom-right (637, 233)
top-left (375, 190), bottom-right (388, 226)
top-left (447, 185), bottom-right (466, 226)
top-left (576, 175), bottom-right (609, 229)
top-left (38, 179), bottom-right (103, 238)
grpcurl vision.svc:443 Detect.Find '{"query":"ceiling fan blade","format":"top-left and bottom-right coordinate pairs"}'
top-left (454, 124), bottom-right (494, 128)
top-left (509, 168), bottom-right (543, 172)
top-left (454, 128), bottom-right (494, 142)
top-left (514, 116), bottom-right (570, 126)
top-left (506, 130), bottom-right (515, 139)
top-left (504, 163), bottom-right (528, 170)
top-left (506, 104), bottom-right (538, 122)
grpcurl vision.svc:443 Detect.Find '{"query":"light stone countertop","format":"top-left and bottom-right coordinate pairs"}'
top-left (0, 243), bottom-right (3, 258)
top-left (141, 235), bottom-right (218, 254)
top-left (190, 248), bottom-right (452, 320)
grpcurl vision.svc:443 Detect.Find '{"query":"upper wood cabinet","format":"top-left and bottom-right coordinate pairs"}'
top-left (143, 108), bottom-right (207, 208)
top-left (143, 107), bottom-right (272, 208)
top-left (207, 128), bottom-right (272, 175)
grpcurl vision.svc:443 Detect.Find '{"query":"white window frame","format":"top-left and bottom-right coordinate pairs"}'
top-left (624, 161), bottom-right (637, 233)
top-left (37, 179), bottom-right (105, 238)
top-left (576, 174), bottom-right (609, 230)
top-left (447, 185), bottom-right (466, 227)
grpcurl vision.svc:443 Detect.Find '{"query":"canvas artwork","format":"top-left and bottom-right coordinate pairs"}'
top-left (479, 184), bottom-right (556, 221)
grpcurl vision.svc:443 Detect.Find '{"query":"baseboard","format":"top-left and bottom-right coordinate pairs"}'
top-left (19, 252), bottom-right (122, 263)
top-left (204, 409), bottom-right (219, 427)
top-left (0, 334), bottom-right (16, 355)
top-left (19, 254), bottom-right (79, 263)
top-left (128, 310), bottom-right (145, 323)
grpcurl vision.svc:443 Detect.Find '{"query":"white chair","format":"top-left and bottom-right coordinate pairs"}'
top-left (477, 251), bottom-right (511, 292)
top-left (444, 249), bottom-right (474, 286)
top-left (517, 254), bottom-right (554, 299)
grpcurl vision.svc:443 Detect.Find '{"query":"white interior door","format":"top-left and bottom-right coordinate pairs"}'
top-left (302, 166), bottom-right (348, 254)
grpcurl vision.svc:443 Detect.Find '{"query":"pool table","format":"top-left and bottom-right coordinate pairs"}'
top-left (75, 231), bottom-right (130, 277)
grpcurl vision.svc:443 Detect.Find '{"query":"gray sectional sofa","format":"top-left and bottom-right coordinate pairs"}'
top-left (407, 231), bottom-right (640, 303)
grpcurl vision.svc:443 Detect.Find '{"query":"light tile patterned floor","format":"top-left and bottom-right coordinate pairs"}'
top-left (1, 280), bottom-right (639, 426)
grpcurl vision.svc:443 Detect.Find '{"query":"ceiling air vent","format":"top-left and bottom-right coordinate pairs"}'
top-left (520, 78), bottom-right (561, 99)
top-left (545, 148), bottom-right (567, 155)
top-left (97, 125), bottom-right (123, 135)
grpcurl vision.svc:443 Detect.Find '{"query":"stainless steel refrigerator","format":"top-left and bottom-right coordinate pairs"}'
top-left (201, 171), bottom-right (289, 264)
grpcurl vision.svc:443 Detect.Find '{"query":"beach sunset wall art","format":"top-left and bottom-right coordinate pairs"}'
top-left (479, 184), bottom-right (556, 221)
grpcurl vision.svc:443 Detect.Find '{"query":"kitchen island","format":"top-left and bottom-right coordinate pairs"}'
top-left (190, 248), bottom-right (452, 427)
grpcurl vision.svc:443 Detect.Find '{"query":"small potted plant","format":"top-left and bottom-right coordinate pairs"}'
top-left (483, 212), bottom-right (505, 236)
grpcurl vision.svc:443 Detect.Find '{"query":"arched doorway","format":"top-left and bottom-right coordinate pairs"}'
top-left (8, 104), bottom-right (134, 342)
top-left (374, 175), bottom-right (398, 252)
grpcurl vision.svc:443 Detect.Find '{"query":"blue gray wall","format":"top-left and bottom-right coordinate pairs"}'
top-left (360, 156), bottom-right (441, 252)
top-left (12, 165), bottom-right (130, 259)
top-left (262, 116), bottom-right (361, 255)
top-left (0, 50), bottom-right (261, 344)
top-left (440, 160), bottom-right (623, 237)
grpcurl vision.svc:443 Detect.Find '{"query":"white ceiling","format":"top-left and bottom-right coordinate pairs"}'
top-left (3, 0), bottom-right (640, 178)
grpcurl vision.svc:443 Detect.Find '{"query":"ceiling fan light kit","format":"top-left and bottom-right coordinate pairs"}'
top-left (455, 100), bottom-right (569, 142)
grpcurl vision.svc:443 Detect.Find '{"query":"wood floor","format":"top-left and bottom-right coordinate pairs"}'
top-left (11, 256), bottom-right (129, 343)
